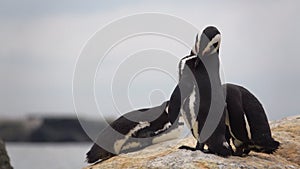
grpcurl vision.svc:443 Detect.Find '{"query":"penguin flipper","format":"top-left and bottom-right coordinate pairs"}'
top-left (239, 85), bottom-right (280, 153)
top-left (168, 85), bottom-right (182, 124)
top-left (168, 69), bottom-right (195, 125)
top-left (178, 145), bottom-right (197, 151)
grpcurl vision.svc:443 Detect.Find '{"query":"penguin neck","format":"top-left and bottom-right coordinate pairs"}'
top-left (197, 52), bottom-right (225, 103)
top-left (198, 52), bottom-right (221, 81)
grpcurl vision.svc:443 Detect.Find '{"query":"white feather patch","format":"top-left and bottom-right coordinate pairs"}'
top-left (189, 85), bottom-right (199, 140)
top-left (152, 123), bottom-right (184, 144)
top-left (225, 110), bottom-right (243, 148)
top-left (223, 141), bottom-right (230, 149)
top-left (181, 109), bottom-right (191, 129)
top-left (229, 138), bottom-right (236, 151)
top-left (165, 105), bottom-right (169, 114)
top-left (114, 121), bottom-right (150, 154)
top-left (203, 144), bottom-right (209, 150)
top-left (154, 122), bottom-right (171, 135)
top-left (244, 114), bottom-right (252, 139)
top-left (233, 139), bottom-right (243, 147)
top-left (121, 142), bottom-right (141, 151)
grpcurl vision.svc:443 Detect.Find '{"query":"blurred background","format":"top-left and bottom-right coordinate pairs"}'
top-left (0, 1), bottom-right (299, 169)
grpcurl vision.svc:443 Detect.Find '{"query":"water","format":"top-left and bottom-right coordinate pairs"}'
top-left (6, 143), bottom-right (92, 169)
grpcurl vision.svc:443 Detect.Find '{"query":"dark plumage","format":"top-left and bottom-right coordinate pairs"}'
top-left (168, 26), bottom-right (279, 157)
top-left (86, 101), bottom-right (183, 163)
top-left (168, 26), bottom-right (232, 157)
top-left (87, 26), bottom-right (279, 163)
top-left (224, 83), bottom-right (280, 156)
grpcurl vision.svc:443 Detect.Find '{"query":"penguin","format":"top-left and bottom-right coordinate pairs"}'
top-left (86, 101), bottom-right (184, 163)
top-left (223, 83), bottom-right (280, 156)
top-left (169, 77), bottom-right (279, 156)
top-left (167, 29), bottom-right (279, 156)
top-left (168, 26), bottom-right (233, 157)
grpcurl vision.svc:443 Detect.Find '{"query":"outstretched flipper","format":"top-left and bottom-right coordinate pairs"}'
top-left (86, 101), bottom-right (184, 163)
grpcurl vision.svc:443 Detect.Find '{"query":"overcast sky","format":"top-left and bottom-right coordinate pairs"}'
top-left (0, 1), bottom-right (299, 120)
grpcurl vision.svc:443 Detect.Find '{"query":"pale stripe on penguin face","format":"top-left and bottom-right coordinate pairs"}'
top-left (202, 34), bottom-right (221, 56)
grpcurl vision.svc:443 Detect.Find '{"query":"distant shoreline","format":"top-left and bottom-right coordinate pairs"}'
top-left (0, 116), bottom-right (112, 142)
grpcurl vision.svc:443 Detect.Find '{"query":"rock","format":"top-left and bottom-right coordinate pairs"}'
top-left (84, 115), bottom-right (300, 169)
top-left (0, 139), bottom-right (13, 169)
top-left (270, 115), bottom-right (300, 166)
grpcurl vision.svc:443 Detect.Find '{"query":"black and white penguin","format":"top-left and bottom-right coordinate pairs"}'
top-left (86, 101), bottom-right (184, 163)
top-left (168, 26), bottom-right (232, 157)
top-left (224, 83), bottom-right (280, 156)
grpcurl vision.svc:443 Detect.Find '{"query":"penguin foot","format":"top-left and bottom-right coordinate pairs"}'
top-left (251, 139), bottom-right (280, 154)
top-left (179, 145), bottom-right (214, 154)
top-left (215, 148), bottom-right (232, 157)
top-left (181, 141), bottom-right (232, 156)
top-left (243, 147), bottom-right (251, 155)
top-left (179, 142), bottom-right (206, 151)
top-left (208, 143), bottom-right (232, 157)
top-left (252, 146), bottom-right (278, 154)
top-left (195, 142), bottom-right (205, 151)
top-left (178, 145), bottom-right (197, 151)
top-left (232, 145), bottom-right (250, 157)
top-left (232, 149), bottom-right (243, 157)
top-left (232, 150), bottom-right (247, 157)
top-left (201, 147), bottom-right (232, 157)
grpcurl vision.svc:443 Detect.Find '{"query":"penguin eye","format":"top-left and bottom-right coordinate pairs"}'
top-left (212, 42), bottom-right (218, 48)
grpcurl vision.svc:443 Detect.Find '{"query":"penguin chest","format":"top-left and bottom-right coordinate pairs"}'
top-left (180, 85), bottom-right (200, 140)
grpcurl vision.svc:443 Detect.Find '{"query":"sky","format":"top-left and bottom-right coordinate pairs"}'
top-left (0, 1), bottom-right (300, 120)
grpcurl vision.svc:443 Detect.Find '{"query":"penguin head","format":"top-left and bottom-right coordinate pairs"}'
top-left (192, 26), bottom-right (221, 58)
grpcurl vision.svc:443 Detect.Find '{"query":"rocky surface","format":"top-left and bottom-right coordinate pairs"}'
top-left (84, 115), bottom-right (300, 169)
top-left (0, 139), bottom-right (13, 169)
